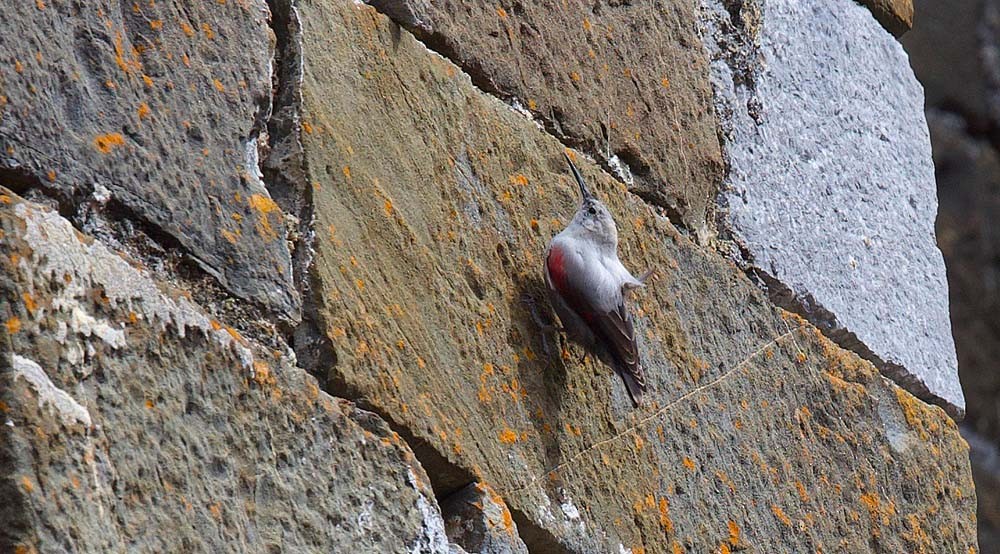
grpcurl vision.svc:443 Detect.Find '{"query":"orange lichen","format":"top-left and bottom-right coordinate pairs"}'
top-left (137, 102), bottom-right (151, 120)
top-left (658, 497), bottom-right (673, 532)
top-left (94, 133), bottom-right (125, 153)
top-left (342, 166), bottom-right (352, 179)
top-left (21, 292), bottom-right (37, 314)
top-left (201, 23), bottom-right (215, 39)
top-left (208, 502), bottom-right (222, 520)
top-left (20, 476), bottom-right (33, 493)
top-left (682, 457), bottom-right (696, 471)
top-left (149, 19), bottom-right (163, 30)
top-left (795, 480), bottom-right (810, 503)
top-left (661, 77), bottom-right (671, 89)
top-left (498, 427), bottom-right (518, 444)
top-left (860, 491), bottom-right (896, 528)
top-left (14, 60), bottom-right (24, 74)
top-left (771, 504), bottom-right (792, 526)
top-left (727, 520), bottom-right (741, 545)
top-left (5, 317), bottom-right (21, 334)
top-left (142, 74), bottom-right (153, 87)
top-left (496, 7), bottom-right (507, 18)
top-left (570, 71), bottom-right (581, 82)
top-left (212, 78), bottom-right (225, 92)
top-left (894, 387), bottom-right (941, 441)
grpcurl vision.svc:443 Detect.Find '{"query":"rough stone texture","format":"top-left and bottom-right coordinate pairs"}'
top-left (902, 2), bottom-right (1000, 547)
top-left (702, 0), bottom-right (963, 415)
top-left (441, 483), bottom-right (528, 554)
top-left (0, 189), bottom-right (458, 553)
top-left (295, 2), bottom-right (978, 551)
top-left (366, 0), bottom-right (724, 238)
top-left (0, 0), bottom-right (298, 317)
top-left (857, 0), bottom-right (914, 36)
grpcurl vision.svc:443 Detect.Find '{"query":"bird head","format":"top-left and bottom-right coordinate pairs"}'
top-left (564, 153), bottom-right (618, 247)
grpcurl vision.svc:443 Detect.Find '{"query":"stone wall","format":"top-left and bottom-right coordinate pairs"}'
top-left (0, 0), bottom-right (977, 552)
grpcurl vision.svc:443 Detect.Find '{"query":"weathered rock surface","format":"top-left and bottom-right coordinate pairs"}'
top-left (441, 483), bottom-right (528, 554)
top-left (0, 189), bottom-right (457, 553)
top-left (0, 0), bottom-right (297, 316)
top-left (366, 0), bottom-right (724, 237)
top-left (702, 0), bottom-right (963, 415)
top-left (294, 2), bottom-right (977, 551)
top-left (857, 0), bottom-right (915, 36)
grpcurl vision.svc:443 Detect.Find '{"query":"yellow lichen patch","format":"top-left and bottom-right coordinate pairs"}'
top-left (113, 32), bottom-right (141, 74)
top-left (771, 504), bottom-right (792, 526)
top-left (894, 387), bottom-right (943, 441)
top-left (14, 60), bottom-right (24, 74)
top-left (5, 317), bottom-right (21, 334)
top-left (201, 23), bottom-right (215, 39)
top-left (20, 475), bottom-right (33, 493)
top-left (496, 7), bottom-right (507, 18)
top-left (509, 173), bottom-right (529, 186)
top-left (252, 360), bottom-right (277, 388)
top-left (149, 19), bottom-right (163, 30)
top-left (248, 194), bottom-right (280, 239)
top-left (142, 74), bottom-right (154, 87)
top-left (570, 71), bottom-right (581, 82)
top-left (220, 229), bottom-right (239, 244)
top-left (661, 77), bottom-right (671, 89)
top-left (902, 513), bottom-right (930, 553)
top-left (137, 102), bottom-right (151, 120)
top-left (658, 497), bottom-right (673, 532)
top-left (21, 292), bottom-right (37, 314)
top-left (498, 427), bottom-right (518, 444)
top-left (795, 480), bottom-right (810, 503)
top-left (180, 21), bottom-right (195, 37)
top-left (46, 170), bottom-right (56, 182)
top-left (860, 491), bottom-right (896, 528)
top-left (682, 457), bottom-right (696, 471)
top-left (727, 520), bottom-right (741, 545)
top-left (94, 133), bottom-right (125, 153)
top-left (212, 78), bottom-right (225, 92)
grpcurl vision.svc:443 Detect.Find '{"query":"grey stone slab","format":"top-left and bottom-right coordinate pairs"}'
top-left (702, 0), bottom-right (963, 414)
top-left (0, 0), bottom-right (297, 317)
top-left (0, 188), bottom-right (456, 553)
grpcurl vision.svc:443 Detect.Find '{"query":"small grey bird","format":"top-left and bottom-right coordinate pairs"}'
top-left (544, 153), bottom-right (653, 406)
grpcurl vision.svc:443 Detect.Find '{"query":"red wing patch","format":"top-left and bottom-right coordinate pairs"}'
top-left (546, 245), bottom-right (569, 294)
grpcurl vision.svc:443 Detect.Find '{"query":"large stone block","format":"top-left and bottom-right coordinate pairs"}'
top-left (702, 0), bottom-right (963, 415)
top-left (0, 189), bottom-right (456, 553)
top-left (0, 0), bottom-right (297, 316)
top-left (365, 0), bottom-right (724, 237)
top-left (295, 2), bottom-right (977, 551)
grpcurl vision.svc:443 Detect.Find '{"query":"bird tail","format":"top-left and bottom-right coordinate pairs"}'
top-left (618, 367), bottom-right (645, 407)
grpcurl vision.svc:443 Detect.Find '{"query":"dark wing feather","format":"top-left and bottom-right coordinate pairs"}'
top-left (546, 245), bottom-right (647, 405)
top-left (590, 303), bottom-right (647, 405)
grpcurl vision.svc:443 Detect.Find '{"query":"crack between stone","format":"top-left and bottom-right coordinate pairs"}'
top-left (511, 324), bottom-right (808, 496)
top-left (745, 263), bottom-right (962, 420)
top-left (0, 146), bottom-right (286, 354)
top-left (361, 1), bottom-right (696, 238)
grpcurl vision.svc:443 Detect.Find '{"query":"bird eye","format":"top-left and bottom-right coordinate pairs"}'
top-left (588, 206), bottom-right (597, 215)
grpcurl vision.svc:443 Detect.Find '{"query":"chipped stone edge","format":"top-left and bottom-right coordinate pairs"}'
top-left (11, 354), bottom-right (92, 428)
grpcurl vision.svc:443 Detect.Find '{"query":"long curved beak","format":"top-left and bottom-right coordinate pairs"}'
top-left (563, 152), bottom-right (593, 201)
